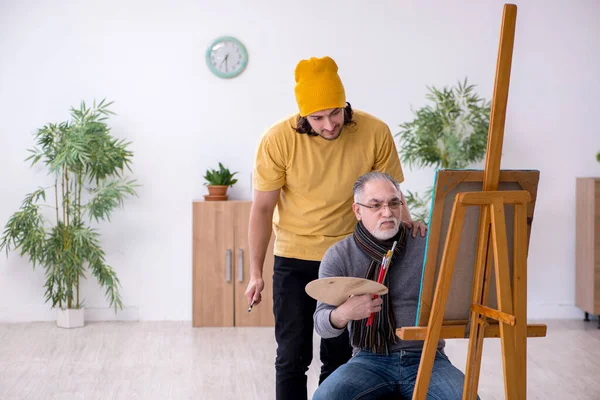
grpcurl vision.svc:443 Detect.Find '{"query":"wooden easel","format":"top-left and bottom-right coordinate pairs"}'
top-left (398, 4), bottom-right (546, 399)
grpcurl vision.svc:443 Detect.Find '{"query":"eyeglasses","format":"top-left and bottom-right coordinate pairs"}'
top-left (356, 200), bottom-right (403, 212)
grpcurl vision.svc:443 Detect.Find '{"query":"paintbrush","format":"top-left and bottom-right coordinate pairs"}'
top-left (366, 240), bottom-right (397, 327)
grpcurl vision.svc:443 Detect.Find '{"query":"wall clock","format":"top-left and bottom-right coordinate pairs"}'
top-left (205, 36), bottom-right (248, 79)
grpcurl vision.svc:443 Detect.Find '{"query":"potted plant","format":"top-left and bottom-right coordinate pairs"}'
top-left (203, 162), bottom-right (238, 200)
top-left (0, 99), bottom-right (138, 328)
top-left (395, 78), bottom-right (491, 223)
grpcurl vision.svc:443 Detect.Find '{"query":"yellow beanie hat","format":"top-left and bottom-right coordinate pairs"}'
top-left (294, 56), bottom-right (346, 117)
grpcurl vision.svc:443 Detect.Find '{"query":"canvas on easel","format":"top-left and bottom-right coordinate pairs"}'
top-left (416, 169), bottom-right (540, 326)
top-left (397, 169), bottom-right (547, 338)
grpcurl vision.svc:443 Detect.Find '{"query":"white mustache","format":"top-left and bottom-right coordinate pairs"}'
top-left (378, 218), bottom-right (398, 228)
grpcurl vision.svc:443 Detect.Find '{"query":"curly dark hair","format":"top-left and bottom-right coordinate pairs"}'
top-left (293, 102), bottom-right (356, 136)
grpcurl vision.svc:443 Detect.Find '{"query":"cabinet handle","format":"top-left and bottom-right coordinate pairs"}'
top-left (226, 249), bottom-right (232, 282)
top-left (238, 249), bottom-right (244, 282)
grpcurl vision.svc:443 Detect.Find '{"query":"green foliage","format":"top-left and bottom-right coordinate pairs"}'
top-left (395, 78), bottom-right (490, 223)
top-left (203, 162), bottom-right (238, 187)
top-left (0, 99), bottom-right (138, 311)
top-left (597, 152), bottom-right (600, 163)
top-left (404, 189), bottom-right (433, 225)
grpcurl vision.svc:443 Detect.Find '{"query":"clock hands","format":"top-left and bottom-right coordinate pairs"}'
top-left (220, 54), bottom-right (229, 72)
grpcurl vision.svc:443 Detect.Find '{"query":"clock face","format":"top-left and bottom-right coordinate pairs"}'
top-left (206, 36), bottom-right (248, 79)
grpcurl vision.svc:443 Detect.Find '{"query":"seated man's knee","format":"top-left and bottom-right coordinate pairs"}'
top-left (312, 382), bottom-right (342, 400)
top-left (427, 356), bottom-right (474, 400)
top-left (311, 387), bottom-right (329, 400)
top-left (311, 366), bottom-right (352, 400)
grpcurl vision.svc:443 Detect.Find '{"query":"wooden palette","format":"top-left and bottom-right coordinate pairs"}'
top-left (305, 277), bottom-right (388, 306)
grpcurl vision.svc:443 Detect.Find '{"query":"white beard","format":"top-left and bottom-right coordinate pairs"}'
top-left (372, 218), bottom-right (399, 241)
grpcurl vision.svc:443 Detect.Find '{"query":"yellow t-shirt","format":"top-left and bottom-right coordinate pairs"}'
top-left (253, 109), bottom-right (404, 261)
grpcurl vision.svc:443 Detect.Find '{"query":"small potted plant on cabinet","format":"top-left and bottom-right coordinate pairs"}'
top-left (203, 162), bottom-right (238, 201)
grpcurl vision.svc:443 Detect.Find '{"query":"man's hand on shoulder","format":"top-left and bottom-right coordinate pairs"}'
top-left (402, 219), bottom-right (427, 238)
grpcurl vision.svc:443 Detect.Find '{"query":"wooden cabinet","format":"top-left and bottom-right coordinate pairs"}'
top-left (575, 178), bottom-right (600, 324)
top-left (192, 200), bottom-right (275, 327)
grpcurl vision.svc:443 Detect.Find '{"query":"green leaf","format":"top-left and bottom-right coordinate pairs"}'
top-left (1, 98), bottom-right (136, 310)
top-left (85, 179), bottom-right (139, 222)
top-left (203, 163), bottom-right (239, 186)
top-left (395, 78), bottom-right (490, 220)
top-left (395, 77), bottom-right (490, 171)
top-left (404, 188), bottom-right (433, 224)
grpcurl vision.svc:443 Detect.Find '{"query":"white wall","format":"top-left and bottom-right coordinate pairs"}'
top-left (1, 0), bottom-right (598, 321)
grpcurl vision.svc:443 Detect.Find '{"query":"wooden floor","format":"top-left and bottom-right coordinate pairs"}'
top-left (0, 319), bottom-right (599, 399)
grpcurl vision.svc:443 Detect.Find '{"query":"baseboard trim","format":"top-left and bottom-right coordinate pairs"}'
top-left (0, 304), bottom-right (585, 323)
top-left (527, 303), bottom-right (584, 319)
top-left (0, 306), bottom-right (139, 322)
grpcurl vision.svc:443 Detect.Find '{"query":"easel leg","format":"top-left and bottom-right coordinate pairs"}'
top-left (490, 201), bottom-right (519, 399)
top-left (463, 207), bottom-right (493, 400)
top-left (413, 201), bottom-right (467, 400)
top-left (513, 203), bottom-right (528, 399)
top-left (463, 316), bottom-right (488, 400)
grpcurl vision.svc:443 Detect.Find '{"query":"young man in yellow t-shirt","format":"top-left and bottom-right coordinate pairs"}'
top-left (245, 56), bottom-right (426, 400)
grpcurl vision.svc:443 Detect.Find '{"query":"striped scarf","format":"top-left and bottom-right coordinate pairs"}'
top-left (351, 221), bottom-right (406, 354)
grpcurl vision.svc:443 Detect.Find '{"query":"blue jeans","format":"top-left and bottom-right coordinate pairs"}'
top-left (312, 349), bottom-right (476, 400)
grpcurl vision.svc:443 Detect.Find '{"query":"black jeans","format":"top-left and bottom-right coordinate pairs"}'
top-left (273, 256), bottom-right (352, 400)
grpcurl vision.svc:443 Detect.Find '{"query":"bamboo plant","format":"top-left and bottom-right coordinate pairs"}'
top-left (395, 78), bottom-right (491, 223)
top-left (0, 99), bottom-right (137, 311)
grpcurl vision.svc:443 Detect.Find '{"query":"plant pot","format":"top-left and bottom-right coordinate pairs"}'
top-left (204, 194), bottom-right (228, 201)
top-left (57, 307), bottom-right (84, 329)
top-left (207, 185), bottom-right (228, 196)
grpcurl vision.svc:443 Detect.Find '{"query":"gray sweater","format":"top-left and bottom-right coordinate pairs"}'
top-left (313, 230), bottom-right (445, 354)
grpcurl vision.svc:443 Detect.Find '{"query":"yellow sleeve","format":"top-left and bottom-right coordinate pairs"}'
top-left (253, 129), bottom-right (286, 191)
top-left (373, 124), bottom-right (404, 184)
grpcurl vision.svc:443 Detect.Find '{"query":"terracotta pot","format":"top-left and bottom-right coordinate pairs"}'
top-left (204, 194), bottom-right (228, 201)
top-left (207, 185), bottom-right (228, 196)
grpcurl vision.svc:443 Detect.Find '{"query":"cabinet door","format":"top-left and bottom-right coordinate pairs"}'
top-left (596, 181), bottom-right (600, 314)
top-left (233, 202), bottom-right (275, 327)
top-left (192, 202), bottom-right (235, 327)
top-left (577, 179), bottom-right (600, 314)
